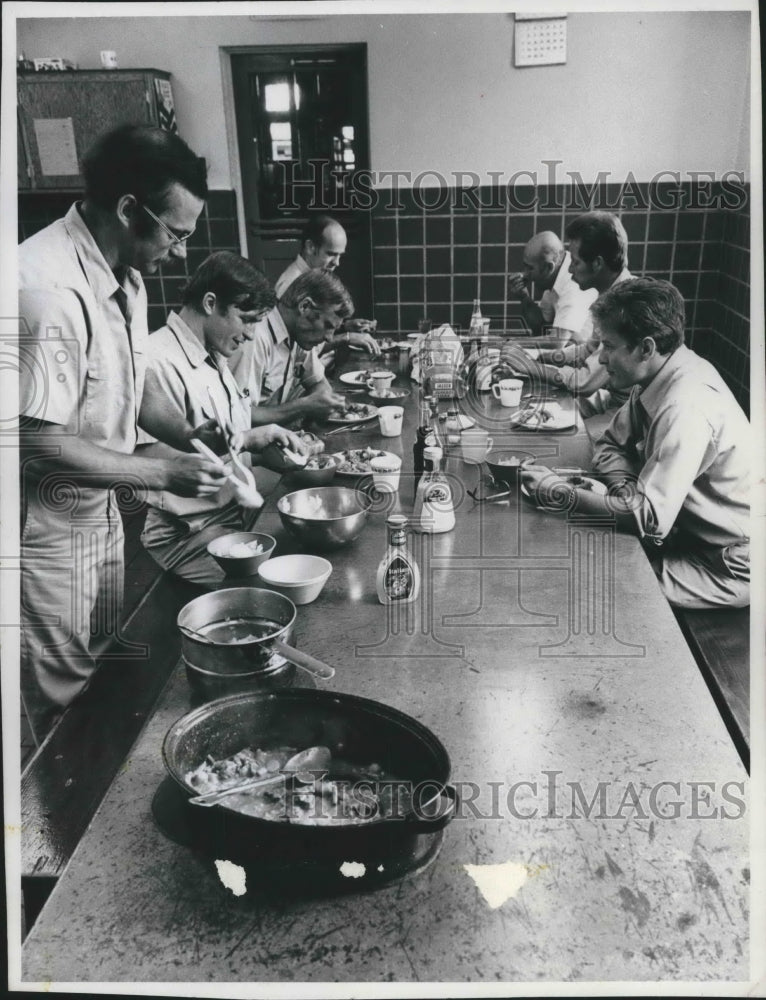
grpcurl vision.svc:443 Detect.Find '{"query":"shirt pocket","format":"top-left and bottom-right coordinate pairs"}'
top-left (83, 362), bottom-right (113, 439)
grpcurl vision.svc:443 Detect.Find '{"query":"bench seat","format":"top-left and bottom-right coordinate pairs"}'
top-left (674, 606), bottom-right (750, 770)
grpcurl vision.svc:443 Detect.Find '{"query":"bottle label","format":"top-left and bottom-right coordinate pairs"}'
top-left (424, 482), bottom-right (451, 506)
top-left (384, 556), bottom-right (414, 600)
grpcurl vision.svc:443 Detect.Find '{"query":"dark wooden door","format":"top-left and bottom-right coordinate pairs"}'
top-left (231, 46), bottom-right (372, 314)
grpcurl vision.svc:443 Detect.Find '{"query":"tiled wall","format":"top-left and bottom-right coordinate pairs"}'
top-left (18, 190), bottom-right (240, 332)
top-left (369, 183), bottom-right (751, 412)
top-left (18, 183), bottom-right (751, 412)
top-left (709, 204), bottom-right (750, 414)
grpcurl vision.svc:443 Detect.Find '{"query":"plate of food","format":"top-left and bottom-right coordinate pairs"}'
top-left (331, 447), bottom-right (398, 477)
top-left (509, 402), bottom-right (576, 431)
top-left (326, 401), bottom-right (379, 424)
top-left (339, 370), bottom-right (373, 386)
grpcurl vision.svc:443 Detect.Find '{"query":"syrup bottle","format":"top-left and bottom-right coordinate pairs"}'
top-left (413, 446), bottom-right (455, 534)
top-left (376, 515), bottom-right (421, 604)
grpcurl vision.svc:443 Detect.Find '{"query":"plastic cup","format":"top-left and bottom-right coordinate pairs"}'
top-left (492, 378), bottom-right (524, 408)
top-left (378, 405), bottom-right (404, 436)
top-left (370, 455), bottom-right (402, 493)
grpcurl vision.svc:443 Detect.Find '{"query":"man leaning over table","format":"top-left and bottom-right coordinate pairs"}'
top-left (18, 124), bottom-right (228, 743)
top-left (275, 213), bottom-right (380, 358)
top-left (521, 278), bottom-right (750, 610)
top-left (229, 269), bottom-right (354, 427)
top-left (138, 252), bottom-right (308, 586)
top-left (507, 230), bottom-right (597, 342)
top-left (501, 212), bottom-right (632, 418)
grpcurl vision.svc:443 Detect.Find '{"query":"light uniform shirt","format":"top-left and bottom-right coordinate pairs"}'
top-left (274, 254), bottom-right (310, 299)
top-left (538, 251), bottom-right (598, 341)
top-left (559, 268), bottom-right (632, 404)
top-left (228, 305), bottom-right (325, 407)
top-left (19, 202), bottom-right (148, 453)
top-left (143, 311), bottom-right (252, 521)
top-left (593, 344), bottom-right (750, 549)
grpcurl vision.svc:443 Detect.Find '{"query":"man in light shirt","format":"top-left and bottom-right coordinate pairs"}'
top-left (507, 231), bottom-right (597, 341)
top-left (275, 214), bottom-right (379, 356)
top-left (229, 269), bottom-right (352, 426)
top-left (138, 252), bottom-right (307, 586)
top-left (18, 125), bottom-right (226, 740)
top-left (522, 278), bottom-right (749, 610)
top-left (501, 213), bottom-right (632, 416)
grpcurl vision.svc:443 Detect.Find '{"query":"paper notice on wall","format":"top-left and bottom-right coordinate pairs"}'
top-left (34, 118), bottom-right (79, 175)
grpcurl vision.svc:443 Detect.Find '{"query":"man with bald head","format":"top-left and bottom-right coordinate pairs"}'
top-left (508, 231), bottom-right (597, 342)
top-left (275, 213), bottom-right (379, 356)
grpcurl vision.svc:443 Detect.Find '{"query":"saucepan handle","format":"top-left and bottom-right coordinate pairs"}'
top-left (272, 639), bottom-right (336, 680)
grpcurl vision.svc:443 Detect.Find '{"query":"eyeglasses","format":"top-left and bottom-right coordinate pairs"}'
top-left (141, 203), bottom-right (196, 245)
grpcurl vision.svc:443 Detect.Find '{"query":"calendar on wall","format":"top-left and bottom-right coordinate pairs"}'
top-left (514, 16), bottom-right (567, 67)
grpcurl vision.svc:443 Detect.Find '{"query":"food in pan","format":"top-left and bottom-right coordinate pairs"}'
top-left (195, 616), bottom-right (282, 644)
top-left (328, 401), bottom-right (375, 422)
top-left (185, 745), bottom-right (413, 825)
top-left (304, 455), bottom-right (336, 471)
top-left (333, 448), bottom-right (387, 474)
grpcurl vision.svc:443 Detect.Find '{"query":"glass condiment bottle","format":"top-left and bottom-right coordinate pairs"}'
top-left (413, 445), bottom-right (455, 534)
top-left (446, 409), bottom-right (461, 447)
top-left (469, 297), bottom-right (483, 337)
top-left (376, 515), bottom-right (421, 604)
top-left (413, 395), bottom-right (431, 486)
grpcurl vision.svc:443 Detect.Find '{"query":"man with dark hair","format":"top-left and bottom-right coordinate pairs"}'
top-left (19, 124), bottom-right (226, 741)
top-left (275, 214), bottom-right (379, 356)
top-left (501, 212), bottom-right (633, 418)
top-left (522, 278), bottom-right (750, 610)
top-left (229, 269), bottom-right (352, 425)
top-left (138, 252), bottom-right (306, 585)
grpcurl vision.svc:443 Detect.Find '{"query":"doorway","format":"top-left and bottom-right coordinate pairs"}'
top-left (230, 45), bottom-right (372, 315)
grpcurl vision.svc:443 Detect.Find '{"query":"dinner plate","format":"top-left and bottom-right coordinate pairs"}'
top-left (509, 403), bottom-right (576, 431)
top-left (326, 402), bottom-right (379, 425)
top-left (339, 370), bottom-right (374, 385)
top-left (331, 448), bottom-right (398, 477)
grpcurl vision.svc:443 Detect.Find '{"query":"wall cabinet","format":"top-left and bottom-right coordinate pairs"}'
top-left (17, 69), bottom-right (175, 190)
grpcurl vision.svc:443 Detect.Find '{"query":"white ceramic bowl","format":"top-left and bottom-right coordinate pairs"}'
top-left (257, 554), bottom-right (333, 605)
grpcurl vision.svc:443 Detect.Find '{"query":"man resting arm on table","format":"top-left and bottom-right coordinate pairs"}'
top-left (521, 278), bottom-right (750, 610)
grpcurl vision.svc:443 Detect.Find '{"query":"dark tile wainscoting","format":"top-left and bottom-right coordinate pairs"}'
top-left (19, 183), bottom-right (750, 412)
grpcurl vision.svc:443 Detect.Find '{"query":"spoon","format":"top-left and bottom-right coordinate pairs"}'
top-left (188, 745), bottom-right (332, 807)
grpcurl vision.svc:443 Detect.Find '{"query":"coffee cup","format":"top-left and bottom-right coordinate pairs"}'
top-left (460, 428), bottom-right (493, 464)
top-left (370, 454), bottom-right (402, 492)
top-left (378, 405), bottom-right (404, 436)
top-left (492, 378), bottom-right (524, 408)
top-left (371, 371), bottom-right (395, 393)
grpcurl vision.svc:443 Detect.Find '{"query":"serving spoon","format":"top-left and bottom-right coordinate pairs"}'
top-left (188, 745), bottom-right (332, 807)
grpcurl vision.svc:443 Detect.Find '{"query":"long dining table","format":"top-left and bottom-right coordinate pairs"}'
top-left (21, 340), bottom-right (749, 986)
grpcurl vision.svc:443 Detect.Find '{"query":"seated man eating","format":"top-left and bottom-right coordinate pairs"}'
top-left (521, 277), bottom-right (750, 610)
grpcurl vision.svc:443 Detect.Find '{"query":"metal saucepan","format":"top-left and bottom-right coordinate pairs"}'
top-left (162, 688), bottom-right (458, 866)
top-left (178, 588), bottom-right (336, 699)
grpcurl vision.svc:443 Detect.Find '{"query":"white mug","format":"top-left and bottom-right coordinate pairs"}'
top-left (460, 429), bottom-right (493, 464)
top-left (370, 455), bottom-right (402, 492)
top-left (492, 378), bottom-right (524, 408)
top-left (100, 50), bottom-right (118, 69)
top-left (371, 371), bottom-right (395, 393)
top-left (378, 405), bottom-right (404, 436)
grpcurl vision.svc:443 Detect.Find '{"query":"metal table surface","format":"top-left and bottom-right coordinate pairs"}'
top-left (22, 353), bottom-right (749, 986)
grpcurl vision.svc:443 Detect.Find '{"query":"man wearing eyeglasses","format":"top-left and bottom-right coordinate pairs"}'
top-left (18, 124), bottom-right (227, 742)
